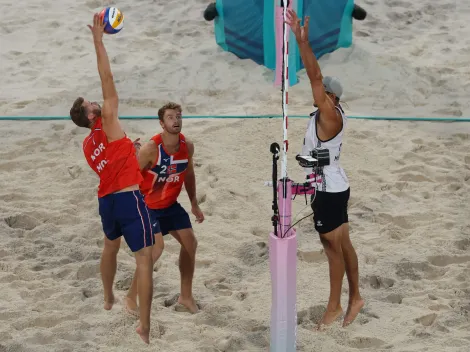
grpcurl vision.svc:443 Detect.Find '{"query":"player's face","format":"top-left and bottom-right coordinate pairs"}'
top-left (83, 100), bottom-right (102, 119)
top-left (161, 109), bottom-right (182, 134)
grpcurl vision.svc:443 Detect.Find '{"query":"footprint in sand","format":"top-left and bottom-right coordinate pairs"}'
top-left (76, 261), bottom-right (100, 280)
top-left (67, 165), bottom-right (82, 179)
top-left (236, 241), bottom-right (268, 266)
top-left (384, 293), bottom-right (403, 304)
top-left (356, 307), bottom-right (379, 325)
top-left (0, 262), bottom-right (13, 272)
top-left (376, 213), bottom-right (415, 230)
top-left (448, 183), bottom-right (462, 192)
top-left (348, 336), bottom-right (386, 349)
top-left (395, 260), bottom-right (446, 281)
top-left (85, 0), bottom-right (103, 9)
top-left (297, 305), bottom-right (326, 327)
top-left (204, 277), bottom-right (232, 296)
top-left (427, 255), bottom-right (470, 267)
top-left (195, 304), bottom-right (234, 327)
top-left (363, 254), bottom-right (378, 265)
top-left (364, 275), bottom-right (395, 289)
top-left (4, 214), bottom-right (41, 230)
top-left (250, 226), bottom-right (266, 238)
top-left (215, 336), bottom-right (243, 352)
top-left (114, 275), bottom-right (133, 291)
top-left (32, 239), bottom-right (54, 251)
top-left (240, 320), bottom-right (269, 349)
top-left (414, 313), bottom-right (437, 327)
top-left (11, 313), bottom-right (76, 330)
top-left (195, 259), bottom-right (214, 269)
top-left (235, 291), bottom-right (248, 301)
top-left (455, 238), bottom-right (470, 251)
top-left (201, 164), bottom-right (219, 188)
top-left (51, 123), bottom-right (64, 131)
top-left (298, 249), bottom-right (327, 263)
top-left (429, 304), bottom-right (449, 312)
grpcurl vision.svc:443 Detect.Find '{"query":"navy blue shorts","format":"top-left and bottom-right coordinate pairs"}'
top-left (98, 190), bottom-right (158, 252)
top-left (148, 202), bottom-right (192, 236)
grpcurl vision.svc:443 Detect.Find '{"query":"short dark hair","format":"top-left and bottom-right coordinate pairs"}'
top-left (70, 97), bottom-right (90, 128)
top-left (157, 102), bottom-right (182, 121)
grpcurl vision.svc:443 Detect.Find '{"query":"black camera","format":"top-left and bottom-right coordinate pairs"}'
top-left (296, 147), bottom-right (330, 168)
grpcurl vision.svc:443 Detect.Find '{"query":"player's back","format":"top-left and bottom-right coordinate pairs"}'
top-left (83, 117), bottom-right (143, 197)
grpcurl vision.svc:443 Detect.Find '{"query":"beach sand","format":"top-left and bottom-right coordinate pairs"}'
top-left (1, 0), bottom-right (470, 351)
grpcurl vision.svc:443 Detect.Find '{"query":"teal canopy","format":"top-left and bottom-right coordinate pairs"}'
top-left (213, 0), bottom-right (356, 86)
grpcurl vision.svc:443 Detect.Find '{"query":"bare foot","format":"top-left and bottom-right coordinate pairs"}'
top-left (315, 306), bottom-right (343, 330)
top-left (343, 299), bottom-right (365, 327)
top-left (125, 297), bottom-right (139, 318)
top-left (136, 324), bottom-right (150, 344)
top-left (177, 295), bottom-right (199, 314)
top-left (104, 294), bottom-right (115, 310)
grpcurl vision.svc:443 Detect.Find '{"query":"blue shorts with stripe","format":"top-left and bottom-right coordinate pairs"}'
top-left (148, 202), bottom-right (192, 236)
top-left (98, 190), bottom-right (159, 252)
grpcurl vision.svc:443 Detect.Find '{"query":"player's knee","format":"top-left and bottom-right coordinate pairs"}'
top-left (188, 235), bottom-right (198, 255)
top-left (152, 234), bottom-right (164, 263)
top-left (103, 237), bottom-right (120, 254)
top-left (192, 236), bottom-right (198, 252)
top-left (178, 229), bottom-right (197, 254)
top-left (134, 246), bottom-right (153, 266)
top-left (320, 228), bottom-right (343, 253)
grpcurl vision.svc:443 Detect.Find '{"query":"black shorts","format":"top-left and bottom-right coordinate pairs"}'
top-left (311, 188), bottom-right (350, 234)
top-left (148, 202), bottom-right (192, 236)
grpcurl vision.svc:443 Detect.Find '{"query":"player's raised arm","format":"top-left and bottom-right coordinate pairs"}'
top-left (88, 13), bottom-right (123, 141)
top-left (285, 9), bottom-right (338, 123)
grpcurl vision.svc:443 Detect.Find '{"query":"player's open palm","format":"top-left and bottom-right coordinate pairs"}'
top-left (285, 9), bottom-right (309, 43)
top-left (87, 13), bottom-right (105, 41)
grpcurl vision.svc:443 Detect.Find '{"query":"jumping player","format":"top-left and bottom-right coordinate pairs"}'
top-left (286, 9), bottom-right (364, 329)
top-left (127, 102), bottom-right (204, 314)
top-left (69, 13), bottom-right (156, 344)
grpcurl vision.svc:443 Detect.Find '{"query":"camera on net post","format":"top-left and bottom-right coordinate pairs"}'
top-left (295, 147), bottom-right (330, 169)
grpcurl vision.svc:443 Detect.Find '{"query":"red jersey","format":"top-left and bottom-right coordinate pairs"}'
top-left (83, 117), bottom-right (143, 198)
top-left (140, 133), bottom-right (189, 209)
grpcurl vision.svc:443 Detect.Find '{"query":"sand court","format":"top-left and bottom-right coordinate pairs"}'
top-left (1, 0), bottom-right (470, 351)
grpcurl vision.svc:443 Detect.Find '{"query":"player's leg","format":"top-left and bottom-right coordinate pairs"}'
top-left (312, 191), bottom-right (346, 328)
top-left (101, 236), bottom-right (121, 310)
top-left (126, 217), bottom-right (165, 316)
top-left (133, 246), bottom-right (153, 344)
top-left (318, 227), bottom-right (345, 327)
top-left (339, 189), bottom-right (364, 326)
top-left (119, 191), bottom-right (155, 344)
top-left (170, 227), bottom-right (198, 313)
top-left (167, 203), bottom-right (198, 313)
top-left (98, 195), bottom-right (122, 310)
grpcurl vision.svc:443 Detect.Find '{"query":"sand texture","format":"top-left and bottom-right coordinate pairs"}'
top-left (1, 0), bottom-right (470, 351)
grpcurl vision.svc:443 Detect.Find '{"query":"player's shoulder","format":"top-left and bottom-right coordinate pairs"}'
top-left (143, 138), bottom-right (158, 153)
top-left (82, 128), bottom-right (100, 150)
top-left (180, 133), bottom-right (192, 145)
top-left (182, 135), bottom-right (194, 155)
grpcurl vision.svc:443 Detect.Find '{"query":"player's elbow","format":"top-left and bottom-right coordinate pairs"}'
top-left (307, 69), bottom-right (323, 84)
top-left (105, 95), bottom-right (119, 105)
top-left (309, 74), bottom-right (323, 86)
top-left (184, 171), bottom-right (195, 184)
